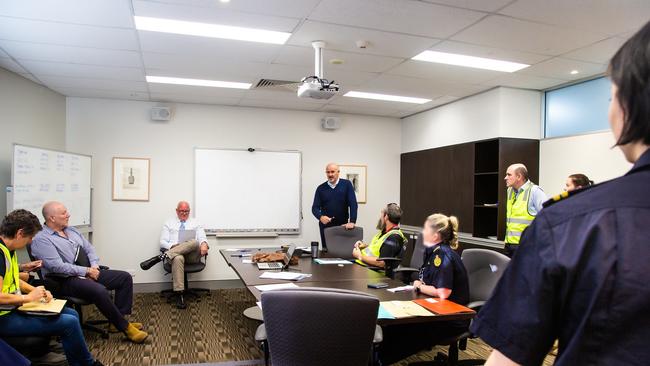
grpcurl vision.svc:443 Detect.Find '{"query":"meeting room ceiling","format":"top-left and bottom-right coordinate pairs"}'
top-left (0, 0), bottom-right (647, 118)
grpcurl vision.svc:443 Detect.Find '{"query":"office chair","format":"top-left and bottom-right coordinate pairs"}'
top-left (410, 248), bottom-right (510, 366)
top-left (394, 233), bottom-right (426, 284)
top-left (26, 244), bottom-right (110, 339)
top-left (160, 248), bottom-right (210, 304)
top-left (367, 236), bottom-right (408, 280)
top-left (0, 304), bottom-right (51, 362)
top-left (323, 226), bottom-right (363, 259)
top-left (255, 287), bottom-right (383, 366)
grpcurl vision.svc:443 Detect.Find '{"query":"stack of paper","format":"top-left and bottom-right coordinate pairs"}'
top-left (314, 258), bottom-right (351, 265)
top-left (377, 304), bottom-right (395, 319)
top-left (254, 283), bottom-right (299, 292)
top-left (259, 271), bottom-right (312, 281)
top-left (386, 285), bottom-right (414, 293)
top-left (380, 300), bottom-right (434, 318)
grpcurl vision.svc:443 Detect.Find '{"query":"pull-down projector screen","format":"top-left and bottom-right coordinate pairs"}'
top-left (194, 148), bottom-right (301, 235)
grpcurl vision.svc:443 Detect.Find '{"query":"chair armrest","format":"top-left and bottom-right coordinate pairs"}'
top-left (255, 324), bottom-right (267, 342)
top-left (0, 304), bottom-right (17, 311)
top-left (373, 325), bottom-right (383, 344)
top-left (99, 265), bottom-right (109, 270)
top-left (377, 257), bottom-right (401, 264)
top-left (393, 266), bottom-right (419, 274)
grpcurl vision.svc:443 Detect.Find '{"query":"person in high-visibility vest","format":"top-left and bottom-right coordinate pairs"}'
top-left (352, 203), bottom-right (406, 268)
top-left (0, 209), bottom-right (103, 366)
top-left (504, 163), bottom-right (547, 257)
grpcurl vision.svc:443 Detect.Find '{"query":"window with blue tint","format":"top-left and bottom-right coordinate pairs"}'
top-left (545, 77), bottom-right (611, 138)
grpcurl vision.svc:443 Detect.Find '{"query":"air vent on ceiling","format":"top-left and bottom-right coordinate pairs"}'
top-left (253, 78), bottom-right (301, 92)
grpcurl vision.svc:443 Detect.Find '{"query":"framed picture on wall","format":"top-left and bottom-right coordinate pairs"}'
top-left (339, 164), bottom-right (367, 204)
top-left (112, 157), bottom-right (150, 201)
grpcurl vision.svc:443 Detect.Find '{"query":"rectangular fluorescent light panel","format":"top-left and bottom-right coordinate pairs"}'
top-left (134, 16), bottom-right (291, 45)
top-left (146, 76), bottom-right (251, 89)
top-left (412, 50), bottom-right (529, 72)
top-left (344, 91), bottom-right (431, 104)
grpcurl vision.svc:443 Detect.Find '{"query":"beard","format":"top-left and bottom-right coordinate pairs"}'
top-left (376, 217), bottom-right (386, 232)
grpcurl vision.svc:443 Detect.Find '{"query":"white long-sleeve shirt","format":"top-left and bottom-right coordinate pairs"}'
top-left (159, 217), bottom-right (208, 250)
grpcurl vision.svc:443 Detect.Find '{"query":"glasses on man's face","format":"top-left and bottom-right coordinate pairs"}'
top-left (177, 210), bottom-right (190, 214)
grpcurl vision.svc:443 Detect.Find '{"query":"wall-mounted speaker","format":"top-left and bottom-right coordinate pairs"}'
top-left (321, 116), bottom-right (341, 130)
top-left (151, 106), bottom-right (171, 121)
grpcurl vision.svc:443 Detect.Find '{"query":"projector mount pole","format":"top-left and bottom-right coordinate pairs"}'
top-left (312, 41), bottom-right (326, 80)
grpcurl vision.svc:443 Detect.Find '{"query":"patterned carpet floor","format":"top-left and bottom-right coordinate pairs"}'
top-left (83, 289), bottom-right (555, 366)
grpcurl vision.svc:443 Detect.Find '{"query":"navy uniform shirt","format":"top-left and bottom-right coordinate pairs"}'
top-left (419, 243), bottom-right (469, 306)
top-left (470, 149), bottom-right (650, 365)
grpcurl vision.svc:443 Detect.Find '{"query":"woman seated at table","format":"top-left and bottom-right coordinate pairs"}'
top-left (379, 213), bottom-right (470, 364)
top-left (0, 209), bottom-right (102, 366)
top-left (412, 213), bottom-right (469, 306)
top-left (565, 173), bottom-right (594, 192)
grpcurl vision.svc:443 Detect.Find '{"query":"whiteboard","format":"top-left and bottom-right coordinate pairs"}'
top-left (194, 148), bottom-right (301, 234)
top-left (11, 144), bottom-right (92, 226)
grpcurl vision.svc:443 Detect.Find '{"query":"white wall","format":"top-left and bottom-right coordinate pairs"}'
top-left (539, 131), bottom-right (631, 196)
top-left (0, 69), bottom-right (66, 215)
top-left (401, 87), bottom-right (541, 153)
top-left (66, 98), bottom-right (401, 284)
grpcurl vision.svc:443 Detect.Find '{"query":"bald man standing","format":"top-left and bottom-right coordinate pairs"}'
top-left (504, 163), bottom-right (547, 257)
top-left (312, 163), bottom-right (358, 251)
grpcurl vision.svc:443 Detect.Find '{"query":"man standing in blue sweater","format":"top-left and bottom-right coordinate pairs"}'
top-left (312, 163), bottom-right (358, 251)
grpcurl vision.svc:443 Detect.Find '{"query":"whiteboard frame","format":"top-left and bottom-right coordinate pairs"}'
top-left (193, 147), bottom-right (303, 237)
top-left (10, 143), bottom-right (93, 229)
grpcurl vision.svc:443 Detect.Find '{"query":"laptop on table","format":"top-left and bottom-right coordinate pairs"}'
top-left (257, 245), bottom-right (296, 270)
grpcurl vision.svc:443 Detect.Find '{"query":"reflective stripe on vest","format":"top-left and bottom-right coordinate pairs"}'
top-left (505, 182), bottom-right (536, 245)
top-left (0, 244), bottom-right (21, 316)
top-left (356, 228), bottom-right (406, 266)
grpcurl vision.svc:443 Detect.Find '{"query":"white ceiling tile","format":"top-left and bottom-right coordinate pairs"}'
top-left (0, 0), bottom-right (134, 27)
top-left (133, 0), bottom-right (300, 32)
top-left (310, 0), bottom-right (485, 38)
top-left (238, 98), bottom-right (326, 112)
top-left (137, 0), bottom-right (321, 19)
top-left (499, 0), bottom-right (650, 37)
top-left (149, 92), bottom-right (241, 106)
top-left (38, 76), bottom-right (149, 92)
top-left (357, 73), bottom-right (485, 99)
top-left (273, 45), bottom-right (405, 73)
top-left (429, 40), bottom-right (551, 65)
top-left (0, 57), bottom-right (26, 73)
top-left (518, 57), bottom-right (606, 81)
top-left (387, 59), bottom-right (504, 84)
top-left (481, 73), bottom-right (566, 90)
top-left (143, 52), bottom-right (266, 81)
top-left (0, 40), bottom-right (142, 68)
top-left (452, 15), bottom-right (605, 56)
top-left (0, 17), bottom-right (139, 50)
top-left (20, 60), bottom-right (143, 81)
top-left (288, 21), bottom-right (440, 59)
top-left (138, 31), bottom-right (283, 63)
top-left (422, 0), bottom-right (514, 12)
top-left (147, 83), bottom-right (248, 98)
top-left (50, 87), bottom-right (150, 101)
top-left (561, 37), bottom-right (626, 64)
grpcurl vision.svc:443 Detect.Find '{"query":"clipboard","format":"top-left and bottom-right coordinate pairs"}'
top-left (18, 299), bottom-right (67, 316)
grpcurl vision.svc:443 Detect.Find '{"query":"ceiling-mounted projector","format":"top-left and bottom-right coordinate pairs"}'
top-left (298, 41), bottom-right (340, 100)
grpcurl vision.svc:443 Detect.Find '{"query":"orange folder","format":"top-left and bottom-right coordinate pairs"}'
top-left (413, 298), bottom-right (475, 315)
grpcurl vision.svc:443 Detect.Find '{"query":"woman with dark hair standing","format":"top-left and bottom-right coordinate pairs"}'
top-left (470, 21), bottom-right (650, 366)
top-left (565, 173), bottom-right (594, 191)
top-left (0, 210), bottom-right (102, 366)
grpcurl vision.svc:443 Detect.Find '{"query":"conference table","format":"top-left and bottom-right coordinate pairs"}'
top-left (220, 247), bottom-right (476, 326)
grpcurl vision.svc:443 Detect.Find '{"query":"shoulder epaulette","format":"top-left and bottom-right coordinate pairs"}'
top-left (542, 184), bottom-right (595, 208)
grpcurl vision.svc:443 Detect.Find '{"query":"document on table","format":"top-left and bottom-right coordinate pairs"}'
top-left (377, 304), bottom-right (395, 319)
top-left (314, 258), bottom-right (351, 265)
top-left (259, 271), bottom-right (312, 281)
top-left (387, 285), bottom-right (414, 293)
top-left (254, 283), bottom-right (299, 292)
top-left (380, 300), bottom-right (434, 318)
top-left (242, 259), bottom-right (253, 264)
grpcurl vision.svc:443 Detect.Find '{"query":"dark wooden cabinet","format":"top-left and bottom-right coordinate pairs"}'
top-left (400, 138), bottom-right (539, 240)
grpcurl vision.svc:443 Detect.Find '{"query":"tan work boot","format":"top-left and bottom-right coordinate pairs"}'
top-left (109, 322), bottom-right (143, 333)
top-left (124, 323), bottom-right (148, 343)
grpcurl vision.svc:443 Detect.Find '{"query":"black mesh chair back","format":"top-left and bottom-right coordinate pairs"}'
top-left (323, 226), bottom-right (363, 259)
